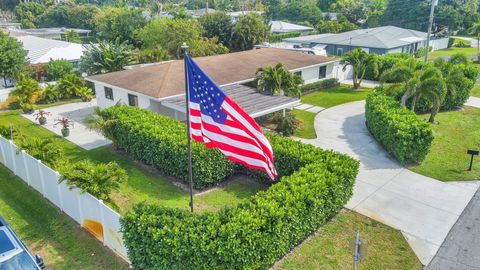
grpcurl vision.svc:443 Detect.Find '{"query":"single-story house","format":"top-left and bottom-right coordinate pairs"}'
top-left (18, 27), bottom-right (91, 40)
top-left (284, 26), bottom-right (449, 56)
top-left (13, 35), bottom-right (85, 66)
top-left (270, 21), bottom-right (313, 34)
top-left (86, 48), bottom-right (344, 121)
top-left (0, 22), bottom-right (21, 31)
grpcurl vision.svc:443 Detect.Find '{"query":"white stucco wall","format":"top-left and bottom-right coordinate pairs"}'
top-left (294, 62), bottom-right (338, 84)
top-left (93, 82), bottom-right (155, 111)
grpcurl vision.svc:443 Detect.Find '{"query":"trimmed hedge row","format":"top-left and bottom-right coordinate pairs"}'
top-left (100, 106), bottom-right (235, 189)
top-left (365, 91), bottom-right (433, 164)
top-left (121, 132), bottom-right (359, 269)
top-left (300, 78), bottom-right (339, 94)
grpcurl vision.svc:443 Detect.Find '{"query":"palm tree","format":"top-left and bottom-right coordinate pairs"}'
top-left (341, 48), bottom-right (378, 89)
top-left (380, 58), bottom-right (419, 107)
top-left (80, 40), bottom-right (133, 76)
top-left (468, 22), bottom-right (480, 62)
top-left (410, 67), bottom-right (446, 123)
top-left (255, 63), bottom-right (304, 96)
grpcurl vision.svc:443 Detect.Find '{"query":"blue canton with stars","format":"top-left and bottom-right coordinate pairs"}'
top-left (186, 55), bottom-right (228, 124)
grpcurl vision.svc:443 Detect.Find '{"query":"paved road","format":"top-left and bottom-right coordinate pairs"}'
top-left (300, 100), bottom-right (479, 266)
top-left (428, 188), bottom-right (480, 270)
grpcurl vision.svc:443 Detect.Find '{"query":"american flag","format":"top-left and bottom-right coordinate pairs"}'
top-left (185, 54), bottom-right (278, 180)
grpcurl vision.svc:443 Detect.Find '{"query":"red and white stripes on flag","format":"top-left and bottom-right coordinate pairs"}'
top-left (185, 55), bottom-right (277, 180)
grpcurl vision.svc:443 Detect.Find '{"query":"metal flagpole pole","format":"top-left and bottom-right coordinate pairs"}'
top-left (181, 42), bottom-right (194, 213)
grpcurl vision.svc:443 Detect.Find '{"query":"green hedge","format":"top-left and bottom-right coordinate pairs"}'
top-left (365, 91), bottom-right (433, 164)
top-left (100, 106), bottom-right (235, 189)
top-left (268, 31), bottom-right (302, 43)
top-left (300, 78), bottom-right (339, 94)
top-left (121, 132), bottom-right (359, 269)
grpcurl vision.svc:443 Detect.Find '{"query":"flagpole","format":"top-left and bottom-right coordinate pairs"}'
top-left (181, 42), bottom-right (194, 213)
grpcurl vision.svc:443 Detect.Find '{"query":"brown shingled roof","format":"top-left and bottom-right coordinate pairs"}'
top-left (87, 48), bottom-right (336, 99)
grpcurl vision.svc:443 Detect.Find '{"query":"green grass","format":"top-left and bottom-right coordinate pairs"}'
top-left (471, 83), bottom-right (480, 98)
top-left (0, 164), bottom-right (128, 269)
top-left (291, 109), bottom-right (316, 139)
top-left (0, 112), bottom-right (262, 213)
top-left (428, 46), bottom-right (477, 59)
top-left (301, 86), bottom-right (370, 108)
top-left (276, 210), bottom-right (422, 270)
top-left (409, 106), bottom-right (480, 181)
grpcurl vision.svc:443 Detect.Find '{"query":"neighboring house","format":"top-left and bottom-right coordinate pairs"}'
top-left (228, 11), bottom-right (263, 22)
top-left (17, 28), bottom-right (91, 40)
top-left (14, 35), bottom-right (85, 66)
top-left (0, 22), bottom-right (21, 31)
top-left (270, 21), bottom-right (313, 34)
top-left (187, 8), bottom-right (216, 17)
top-left (284, 26), bottom-right (449, 56)
top-left (87, 48), bottom-right (344, 121)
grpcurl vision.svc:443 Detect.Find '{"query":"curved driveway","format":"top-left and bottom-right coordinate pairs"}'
top-left (300, 100), bottom-right (480, 266)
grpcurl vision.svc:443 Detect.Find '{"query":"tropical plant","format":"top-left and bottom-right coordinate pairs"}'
top-left (380, 58), bottom-right (420, 106)
top-left (448, 53), bottom-right (470, 65)
top-left (33, 110), bottom-right (51, 125)
top-left (409, 67), bottom-right (446, 123)
top-left (341, 48), bottom-right (378, 89)
top-left (54, 117), bottom-right (74, 137)
top-left (44, 59), bottom-right (75, 81)
top-left (56, 73), bottom-right (86, 98)
top-left (255, 63), bottom-right (304, 96)
top-left (76, 87), bottom-right (94, 102)
top-left (17, 137), bottom-right (63, 169)
top-left (273, 112), bottom-right (298, 136)
top-left (10, 75), bottom-right (41, 111)
top-left (84, 106), bottom-right (118, 142)
top-left (81, 40), bottom-right (133, 75)
top-left (0, 125), bottom-right (17, 140)
top-left (469, 22), bottom-right (480, 62)
top-left (60, 160), bottom-right (127, 202)
top-left (64, 30), bottom-right (81, 43)
top-left (39, 83), bottom-right (61, 104)
top-left (0, 31), bottom-right (27, 87)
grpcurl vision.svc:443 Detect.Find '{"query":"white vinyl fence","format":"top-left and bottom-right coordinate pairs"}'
top-left (0, 136), bottom-right (130, 263)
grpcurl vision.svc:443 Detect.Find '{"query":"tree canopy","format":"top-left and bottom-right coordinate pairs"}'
top-left (0, 32), bottom-right (27, 87)
top-left (231, 13), bottom-right (269, 51)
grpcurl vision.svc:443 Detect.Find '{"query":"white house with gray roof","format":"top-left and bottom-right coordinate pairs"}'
top-left (284, 26), bottom-right (449, 56)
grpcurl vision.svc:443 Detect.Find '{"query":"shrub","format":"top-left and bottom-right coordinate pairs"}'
top-left (60, 160), bottom-right (127, 202)
top-left (38, 83), bottom-right (61, 104)
top-left (121, 132), bottom-right (359, 269)
top-left (273, 112), bottom-right (298, 136)
top-left (365, 91), bottom-right (433, 164)
top-left (56, 73), bottom-right (86, 99)
top-left (44, 59), bottom-right (74, 81)
top-left (17, 137), bottom-right (63, 169)
top-left (414, 47), bottom-right (426, 58)
top-left (300, 78), bottom-right (339, 94)
top-left (100, 106), bottom-right (235, 189)
top-left (454, 40), bottom-right (470, 48)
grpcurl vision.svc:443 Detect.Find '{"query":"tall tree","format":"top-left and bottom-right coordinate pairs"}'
top-left (94, 6), bottom-right (146, 46)
top-left (341, 48), bottom-right (378, 89)
top-left (468, 22), bottom-right (480, 62)
top-left (279, 0), bottom-right (323, 25)
top-left (198, 12), bottom-right (234, 48)
top-left (231, 13), bottom-right (269, 51)
top-left (0, 32), bottom-right (27, 87)
top-left (44, 59), bottom-right (75, 81)
top-left (15, 2), bottom-right (46, 28)
top-left (255, 63), bottom-right (304, 96)
top-left (80, 40), bottom-right (133, 75)
top-left (410, 67), bottom-right (446, 123)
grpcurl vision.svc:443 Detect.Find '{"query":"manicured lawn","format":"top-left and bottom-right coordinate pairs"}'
top-left (409, 106), bottom-right (480, 181)
top-left (0, 112), bottom-right (262, 213)
top-left (471, 83), bottom-right (480, 98)
top-left (301, 86), bottom-right (370, 108)
top-left (292, 109), bottom-right (316, 139)
top-left (428, 46), bottom-right (477, 59)
top-left (0, 165), bottom-right (128, 269)
top-left (275, 210), bottom-right (422, 270)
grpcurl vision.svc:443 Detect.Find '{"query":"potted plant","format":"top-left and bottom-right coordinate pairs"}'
top-left (33, 110), bottom-right (51, 125)
top-left (54, 117), bottom-right (74, 137)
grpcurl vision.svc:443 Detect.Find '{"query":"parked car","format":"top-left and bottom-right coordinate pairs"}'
top-left (0, 216), bottom-right (45, 270)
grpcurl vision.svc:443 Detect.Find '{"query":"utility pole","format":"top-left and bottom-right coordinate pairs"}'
top-left (424, 0), bottom-right (438, 61)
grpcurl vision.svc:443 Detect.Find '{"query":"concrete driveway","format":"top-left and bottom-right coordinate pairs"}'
top-left (23, 100), bottom-right (111, 150)
top-left (300, 100), bottom-right (479, 266)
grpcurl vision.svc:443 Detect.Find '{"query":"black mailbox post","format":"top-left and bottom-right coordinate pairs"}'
top-left (467, 149), bottom-right (479, 171)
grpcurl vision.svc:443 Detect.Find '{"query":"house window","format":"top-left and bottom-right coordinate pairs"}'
top-left (128, 94), bottom-right (138, 107)
top-left (294, 71), bottom-right (302, 77)
top-left (318, 66), bottom-right (327, 79)
top-left (336, 48), bottom-right (343, 56)
top-left (104, 87), bottom-right (113, 100)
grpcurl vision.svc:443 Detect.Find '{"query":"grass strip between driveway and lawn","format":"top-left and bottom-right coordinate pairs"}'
top-left (409, 106), bottom-right (480, 181)
top-left (275, 210), bottom-right (422, 270)
top-left (0, 164), bottom-right (128, 270)
top-left (301, 85), bottom-right (370, 109)
top-left (292, 109), bottom-right (317, 139)
top-left (427, 46), bottom-right (478, 59)
top-left (0, 112), bottom-right (262, 213)
top-left (471, 83), bottom-right (480, 98)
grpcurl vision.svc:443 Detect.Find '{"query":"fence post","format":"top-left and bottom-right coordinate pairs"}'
top-left (99, 200), bottom-right (107, 246)
top-left (9, 140), bottom-right (17, 176)
top-left (36, 159), bottom-right (46, 196)
top-left (21, 150), bottom-right (31, 186)
top-left (56, 171), bottom-right (64, 211)
top-left (0, 137), bottom-right (6, 165)
top-left (77, 192), bottom-right (84, 227)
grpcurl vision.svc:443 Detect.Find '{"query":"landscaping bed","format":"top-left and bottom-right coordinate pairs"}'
top-left (275, 210), bottom-right (422, 270)
top-left (409, 106), bottom-right (480, 181)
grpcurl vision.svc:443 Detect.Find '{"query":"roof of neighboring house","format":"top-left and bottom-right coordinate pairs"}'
top-left (284, 33), bottom-right (335, 43)
top-left (227, 11), bottom-right (263, 17)
top-left (165, 84), bottom-right (300, 118)
top-left (270, 21), bottom-right (314, 33)
top-left (14, 35), bottom-right (84, 64)
top-left (306, 26), bottom-right (427, 49)
top-left (87, 48), bottom-right (336, 100)
top-left (187, 8), bottom-right (216, 16)
top-left (21, 27), bottom-right (91, 36)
